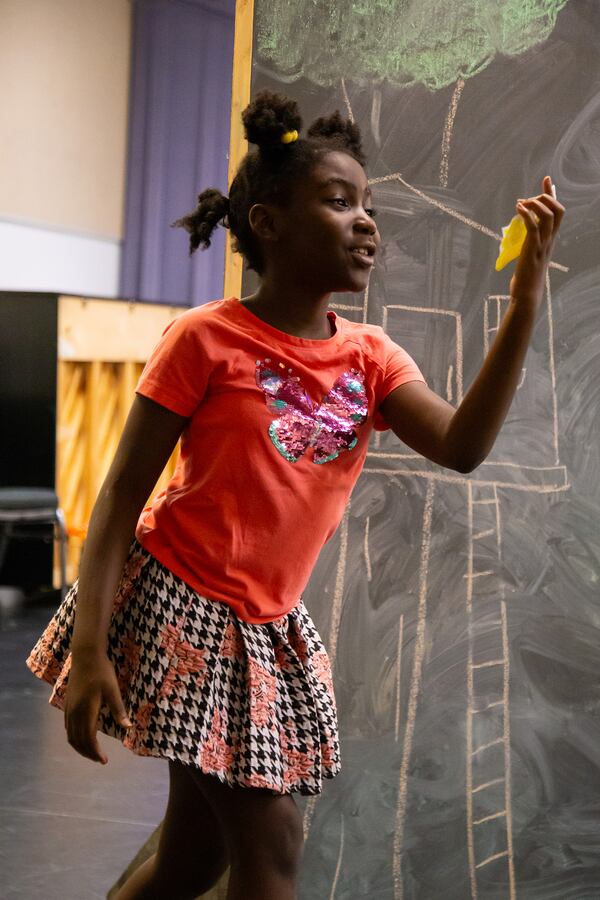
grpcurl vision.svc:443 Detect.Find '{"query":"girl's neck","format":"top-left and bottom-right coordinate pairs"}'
top-left (240, 284), bottom-right (334, 340)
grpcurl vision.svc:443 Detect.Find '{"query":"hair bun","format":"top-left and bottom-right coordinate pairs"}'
top-left (242, 90), bottom-right (303, 150)
top-left (307, 111), bottom-right (365, 165)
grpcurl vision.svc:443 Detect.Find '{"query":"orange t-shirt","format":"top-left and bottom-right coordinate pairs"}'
top-left (135, 297), bottom-right (425, 623)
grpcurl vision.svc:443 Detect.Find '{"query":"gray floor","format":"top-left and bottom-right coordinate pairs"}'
top-left (0, 596), bottom-right (168, 900)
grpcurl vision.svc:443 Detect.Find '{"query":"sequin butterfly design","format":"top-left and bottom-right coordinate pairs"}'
top-left (255, 359), bottom-right (368, 464)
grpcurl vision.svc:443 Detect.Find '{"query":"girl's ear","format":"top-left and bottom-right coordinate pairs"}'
top-left (248, 203), bottom-right (280, 243)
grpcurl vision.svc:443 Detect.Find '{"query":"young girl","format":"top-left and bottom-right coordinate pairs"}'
top-left (27, 91), bottom-right (563, 900)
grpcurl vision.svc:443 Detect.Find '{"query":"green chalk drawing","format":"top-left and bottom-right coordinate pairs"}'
top-left (256, 0), bottom-right (570, 91)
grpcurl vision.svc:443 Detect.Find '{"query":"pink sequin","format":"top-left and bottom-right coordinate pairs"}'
top-left (256, 361), bottom-right (368, 464)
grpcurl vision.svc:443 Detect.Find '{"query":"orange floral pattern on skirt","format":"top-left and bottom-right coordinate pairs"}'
top-left (25, 540), bottom-right (340, 795)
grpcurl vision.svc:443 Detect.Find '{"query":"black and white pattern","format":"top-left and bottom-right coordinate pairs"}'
top-left (26, 541), bottom-right (340, 795)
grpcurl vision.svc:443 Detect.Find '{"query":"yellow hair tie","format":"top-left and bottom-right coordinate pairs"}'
top-left (281, 130), bottom-right (299, 144)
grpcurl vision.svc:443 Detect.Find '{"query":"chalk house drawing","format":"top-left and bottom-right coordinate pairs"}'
top-left (320, 180), bottom-right (568, 900)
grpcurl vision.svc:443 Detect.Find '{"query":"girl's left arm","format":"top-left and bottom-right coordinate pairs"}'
top-left (379, 176), bottom-right (565, 474)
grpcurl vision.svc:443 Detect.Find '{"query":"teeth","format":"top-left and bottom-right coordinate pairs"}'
top-left (352, 248), bottom-right (369, 256)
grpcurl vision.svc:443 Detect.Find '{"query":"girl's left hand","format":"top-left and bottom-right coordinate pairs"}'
top-left (509, 175), bottom-right (565, 311)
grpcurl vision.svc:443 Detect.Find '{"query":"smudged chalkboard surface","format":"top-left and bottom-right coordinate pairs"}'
top-left (247, 1), bottom-right (600, 897)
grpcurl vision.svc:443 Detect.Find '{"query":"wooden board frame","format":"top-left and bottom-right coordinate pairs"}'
top-left (223, 0), bottom-right (254, 301)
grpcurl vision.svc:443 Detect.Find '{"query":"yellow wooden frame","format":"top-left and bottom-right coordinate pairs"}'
top-left (223, 0), bottom-right (255, 300)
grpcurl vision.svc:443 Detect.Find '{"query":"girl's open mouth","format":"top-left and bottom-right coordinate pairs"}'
top-left (349, 248), bottom-right (375, 267)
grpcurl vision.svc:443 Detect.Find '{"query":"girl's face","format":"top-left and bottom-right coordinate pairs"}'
top-left (266, 150), bottom-right (381, 294)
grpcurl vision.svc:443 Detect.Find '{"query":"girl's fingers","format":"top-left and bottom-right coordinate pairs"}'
top-left (518, 184), bottom-right (565, 235)
top-left (68, 731), bottom-right (99, 762)
top-left (74, 726), bottom-right (107, 764)
top-left (516, 202), bottom-right (538, 234)
top-left (518, 193), bottom-right (561, 214)
top-left (550, 197), bottom-right (565, 234)
top-left (67, 724), bottom-right (102, 762)
top-left (106, 685), bottom-right (132, 729)
top-left (517, 197), bottom-right (555, 243)
top-left (66, 704), bottom-right (107, 763)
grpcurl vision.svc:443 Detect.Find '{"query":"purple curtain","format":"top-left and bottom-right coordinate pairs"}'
top-left (119, 0), bottom-right (235, 306)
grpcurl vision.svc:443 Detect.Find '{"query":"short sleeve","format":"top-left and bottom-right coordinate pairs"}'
top-left (373, 333), bottom-right (426, 431)
top-left (136, 312), bottom-right (210, 417)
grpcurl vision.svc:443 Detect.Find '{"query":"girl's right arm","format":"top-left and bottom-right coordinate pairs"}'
top-left (65, 394), bottom-right (188, 764)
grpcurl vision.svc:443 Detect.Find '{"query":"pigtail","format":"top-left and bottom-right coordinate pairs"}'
top-left (171, 188), bottom-right (230, 256)
top-left (307, 111), bottom-right (366, 166)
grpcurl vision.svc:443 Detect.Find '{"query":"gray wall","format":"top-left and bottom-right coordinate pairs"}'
top-left (249, 1), bottom-right (600, 897)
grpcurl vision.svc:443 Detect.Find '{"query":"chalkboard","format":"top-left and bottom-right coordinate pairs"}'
top-left (246, 2), bottom-right (600, 898)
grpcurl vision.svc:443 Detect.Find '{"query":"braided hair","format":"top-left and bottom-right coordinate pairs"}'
top-left (172, 90), bottom-right (367, 275)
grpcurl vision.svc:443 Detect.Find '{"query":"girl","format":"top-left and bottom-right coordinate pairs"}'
top-left (27, 91), bottom-right (563, 900)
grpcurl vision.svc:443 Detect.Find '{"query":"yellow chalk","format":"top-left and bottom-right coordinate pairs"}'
top-left (495, 214), bottom-right (527, 271)
top-left (495, 181), bottom-right (556, 271)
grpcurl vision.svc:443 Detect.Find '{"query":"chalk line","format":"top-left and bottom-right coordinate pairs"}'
top-left (340, 77), bottom-right (354, 123)
top-left (392, 480), bottom-right (436, 899)
top-left (440, 78), bottom-right (465, 188)
top-left (329, 813), bottom-right (345, 899)
top-left (369, 172), bottom-right (568, 272)
top-left (394, 613), bottom-right (404, 742)
top-left (364, 516), bottom-right (372, 582)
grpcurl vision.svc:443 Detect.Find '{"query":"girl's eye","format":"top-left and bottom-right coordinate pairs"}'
top-left (330, 198), bottom-right (378, 218)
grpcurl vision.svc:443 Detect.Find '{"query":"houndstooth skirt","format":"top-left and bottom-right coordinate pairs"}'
top-left (26, 540), bottom-right (340, 795)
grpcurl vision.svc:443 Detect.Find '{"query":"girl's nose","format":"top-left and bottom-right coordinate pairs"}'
top-left (355, 217), bottom-right (377, 235)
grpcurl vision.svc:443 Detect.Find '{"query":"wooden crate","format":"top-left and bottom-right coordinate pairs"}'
top-left (57, 296), bottom-right (187, 583)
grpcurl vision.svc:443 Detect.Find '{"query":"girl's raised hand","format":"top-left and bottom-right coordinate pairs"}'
top-left (509, 175), bottom-right (565, 310)
top-left (64, 650), bottom-right (132, 764)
